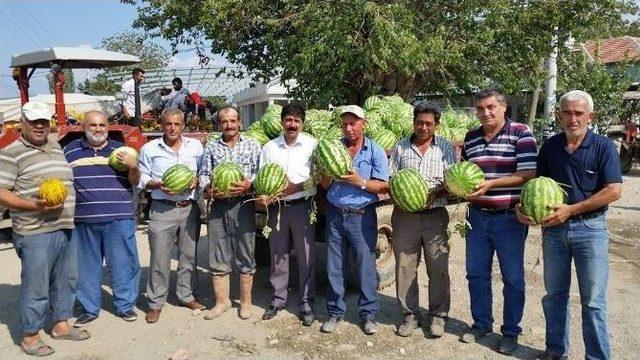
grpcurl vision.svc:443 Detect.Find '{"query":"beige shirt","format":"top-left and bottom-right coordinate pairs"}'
top-left (0, 136), bottom-right (75, 235)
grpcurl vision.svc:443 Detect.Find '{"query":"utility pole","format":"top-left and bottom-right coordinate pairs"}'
top-left (543, 31), bottom-right (558, 121)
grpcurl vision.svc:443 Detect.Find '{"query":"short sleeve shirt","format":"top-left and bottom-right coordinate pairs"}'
top-left (537, 130), bottom-right (622, 213)
top-left (327, 137), bottom-right (389, 209)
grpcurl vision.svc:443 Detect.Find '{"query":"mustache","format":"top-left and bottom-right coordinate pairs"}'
top-left (286, 126), bottom-right (298, 131)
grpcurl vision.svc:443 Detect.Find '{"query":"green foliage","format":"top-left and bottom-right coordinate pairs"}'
top-left (79, 30), bottom-right (170, 95)
top-left (47, 69), bottom-right (75, 94)
top-left (123, 0), bottom-right (636, 107)
top-left (557, 51), bottom-right (634, 132)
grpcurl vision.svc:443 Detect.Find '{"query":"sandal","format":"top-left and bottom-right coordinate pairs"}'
top-left (21, 339), bottom-right (55, 357)
top-left (51, 327), bottom-right (91, 341)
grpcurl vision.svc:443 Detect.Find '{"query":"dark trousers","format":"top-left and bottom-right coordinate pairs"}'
top-left (267, 199), bottom-right (316, 312)
top-left (325, 204), bottom-right (378, 320)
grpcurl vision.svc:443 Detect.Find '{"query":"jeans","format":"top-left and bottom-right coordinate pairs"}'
top-left (325, 204), bottom-right (378, 320)
top-left (465, 207), bottom-right (527, 337)
top-left (542, 214), bottom-right (610, 360)
top-left (74, 219), bottom-right (140, 316)
top-left (13, 229), bottom-right (77, 335)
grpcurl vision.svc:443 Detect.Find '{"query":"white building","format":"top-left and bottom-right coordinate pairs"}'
top-left (231, 78), bottom-right (297, 127)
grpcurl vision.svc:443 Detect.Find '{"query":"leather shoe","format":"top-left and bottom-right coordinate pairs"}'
top-left (145, 308), bottom-right (161, 323)
top-left (262, 305), bottom-right (283, 321)
top-left (180, 300), bottom-right (206, 311)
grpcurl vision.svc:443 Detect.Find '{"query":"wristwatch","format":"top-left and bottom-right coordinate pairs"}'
top-left (360, 179), bottom-right (368, 190)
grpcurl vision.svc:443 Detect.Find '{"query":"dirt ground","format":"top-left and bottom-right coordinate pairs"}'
top-left (1, 170), bottom-right (639, 360)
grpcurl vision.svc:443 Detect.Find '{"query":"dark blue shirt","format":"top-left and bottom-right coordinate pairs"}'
top-left (64, 138), bottom-right (135, 223)
top-left (537, 130), bottom-right (622, 213)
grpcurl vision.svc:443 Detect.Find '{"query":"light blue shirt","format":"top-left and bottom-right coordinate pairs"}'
top-left (138, 136), bottom-right (204, 201)
top-left (327, 137), bottom-right (389, 209)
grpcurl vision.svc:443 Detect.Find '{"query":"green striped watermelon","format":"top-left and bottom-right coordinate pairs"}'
top-left (390, 169), bottom-right (429, 212)
top-left (260, 111), bottom-right (283, 139)
top-left (313, 138), bottom-right (351, 179)
top-left (245, 129), bottom-right (270, 146)
top-left (108, 146), bottom-right (138, 172)
top-left (371, 128), bottom-right (397, 151)
top-left (162, 164), bottom-right (195, 194)
top-left (320, 125), bottom-right (344, 141)
top-left (363, 95), bottom-right (381, 111)
top-left (254, 163), bottom-right (288, 196)
top-left (520, 176), bottom-right (565, 225)
top-left (211, 162), bottom-right (244, 196)
top-left (444, 161), bottom-right (485, 197)
top-left (206, 132), bottom-right (222, 144)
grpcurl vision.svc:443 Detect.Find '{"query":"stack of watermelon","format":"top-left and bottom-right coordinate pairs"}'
top-left (436, 107), bottom-right (480, 142)
top-left (260, 104), bottom-right (284, 139)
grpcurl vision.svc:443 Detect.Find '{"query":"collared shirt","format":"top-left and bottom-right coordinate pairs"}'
top-left (389, 135), bottom-right (456, 209)
top-left (461, 120), bottom-right (538, 209)
top-left (260, 132), bottom-right (318, 200)
top-left (327, 137), bottom-right (389, 209)
top-left (138, 136), bottom-right (203, 201)
top-left (198, 134), bottom-right (261, 189)
top-left (0, 136), bottom-right (75, 235)
top-left (63, 138), bottom-right (135, 223)
top-left (537, 130), bottom-right (622, 213)
top-left (121, 78), bottom-right (136, 115)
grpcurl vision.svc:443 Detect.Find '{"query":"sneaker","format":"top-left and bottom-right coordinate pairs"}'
top-left (534, 351), bottom-right (568, 360)
top-left (460, 326), bottom-right (491, 343)
top-left (498, 335), bottom-right (519, 355)
top-left (397, 314), bottom-right (419, 337)
top-left (73, 313), bottom-right (97, 328)
top-left (299, 311), bottom-right (315, 327)
top-left (362, 319), bottom-right (378, 335)
top-left (118, 310), bottom-right (138, 322)
top-left (320, 316), bottom-right (342, 333)
top-left (428, 316), bottom-right (445, 338)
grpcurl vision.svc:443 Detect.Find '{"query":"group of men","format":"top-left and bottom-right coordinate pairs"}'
top-left (0, 87), bottom-right (621, 359)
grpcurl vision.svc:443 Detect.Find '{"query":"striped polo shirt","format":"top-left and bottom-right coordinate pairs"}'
top-left (461, 120), bottom-right (538, 209)
top-left (64, 138), bottom-right (135, 223)
top-left (0, 136), bottom-right (75, 235)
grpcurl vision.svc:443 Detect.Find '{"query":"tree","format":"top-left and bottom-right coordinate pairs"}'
top-left (123, 0), bottom-right (636, 107)
top-left (78, 30), bottom-right (170, 95)
top-left (47, 69), bottom-right (75, 94)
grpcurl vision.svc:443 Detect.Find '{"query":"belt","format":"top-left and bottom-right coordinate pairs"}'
top-left (154, 199), bottom-right (194, 208)
top-left (333, 205), bottom-right (366, 215)
top-left (415, 206), bottom-right (445, 215)
top-left (570, 211), bottom-right (605, 221)
top-left (281, 197), bottom-right (310, 207)
top-left (469, 205), bottom-right (515, 214)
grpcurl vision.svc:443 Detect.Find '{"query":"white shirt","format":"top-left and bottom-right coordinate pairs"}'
top-left (259, 132), bottom-right (317, 200)
top-left (138, 136), bottom-right (204, 201)
top-left (121, 78), bottom-right (136, 115)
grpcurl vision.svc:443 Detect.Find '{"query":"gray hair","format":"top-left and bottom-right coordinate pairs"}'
top-left (161, 107), bottom-right (185, 123)
top-left (559, 90), bottom-right (594, 112)
top-left (82, 110), bottom-right (107, 127)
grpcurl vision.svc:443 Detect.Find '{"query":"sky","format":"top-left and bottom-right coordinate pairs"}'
top-left (0, 0), bottom-right (210, 98)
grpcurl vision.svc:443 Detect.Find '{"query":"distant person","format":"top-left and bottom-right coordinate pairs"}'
top-left (165, 77), bottom-right (190, 109)
top-left (0, 102), bottom-right (89, 357)
top-left (63, 110), bottom-right (141, 328)
top-left (121, 68), bottom-right (145, 126)
top-left (517, 90), bottom-right (622, 360)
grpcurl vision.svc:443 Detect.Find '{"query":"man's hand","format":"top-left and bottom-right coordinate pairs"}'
top-left (339, 169), bottom-right (363, 187)
top-left (280, 182), bottom-right (299, 197)
top-left (228, 178), bottom-right (251, 197)
top-left (257, 194), bottom-right (279, 207)
top-left (466, 180), bottom-right (493, 199)
top-left (116, 151), bottom-right (138, 170)
top-left (147, 179), bottom-right (176, 195)
top-left (541, 204), bottom-right (575, 227)
top-left (189, 176), bottom-right (198, 190)
top-left (422, 191), bottom-right (437, 210)
top-left (515, 203), bottom-right (536, 226)
top-left (34, 199), bottom-right (64, 212)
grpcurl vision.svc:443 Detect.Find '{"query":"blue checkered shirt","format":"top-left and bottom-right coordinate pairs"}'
top-left (198, 134), bottom-right (261, 188)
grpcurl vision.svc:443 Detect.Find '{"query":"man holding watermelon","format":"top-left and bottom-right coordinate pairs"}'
top-left (258, 103), bottom-right (318, 326)
top-left (138, 107), bottom-right (205, 323)
top-left (388, 101), bottom-right (456, 338)
top-left (0, 102), bottom-right (88, 356)
top-left (460, 89), bottom-right (538, 355)
top-left (198, 105), bottom-right (261, 321)
top-left (516, 90), bottom-right (622, 360)
top-left (63, 110), bottom-right (141, 327)
top-left (319, 105), bottom-right (389, 335)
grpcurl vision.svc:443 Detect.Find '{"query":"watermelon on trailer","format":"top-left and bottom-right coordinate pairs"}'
top-left (390, 169), bottom-right (429, 212)
top-left (260, 111), bottom-right (283, 139)
top-left (108, 146), bottom-right (138, 172)
top-left (245, 129), bottom-right (270, 146)
top-left (520, 176), bottom-right (566, 225)
top-left (320, 125), bottom-right (344, 141)
top-left (254, 163), bottom-right (288, 196)
top-left (444, 161), bottom-right (485, 197)
top-left (371, 128), bottom-right (397, 152)
top-left (162, 164), bottom-right (195, 194)
top-left (313, 138), bottom-right (352, 179)
top-left (363, 95), bottom-right (381, 111)
top-left (211, 162), bottom-right (244, 196)
top-left (206, 132), bottom-right (222, 144)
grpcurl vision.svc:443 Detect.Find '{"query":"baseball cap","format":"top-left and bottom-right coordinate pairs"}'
top-left (21, 102), bottom-right (53, 121)
top-left (339, 105), bottom-right (365, 119)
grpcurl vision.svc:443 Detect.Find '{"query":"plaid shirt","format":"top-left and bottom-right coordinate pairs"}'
top-left (198, 134), bottom-right (261, 188)
top-left (389, 135), bottom-right (456, 209)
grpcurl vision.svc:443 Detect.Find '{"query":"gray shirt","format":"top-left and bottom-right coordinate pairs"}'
top-left (389, 135), bottom-right (456, 209)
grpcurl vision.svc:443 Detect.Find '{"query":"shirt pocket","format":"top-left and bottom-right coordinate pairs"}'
top-left (576, 168), bottom-right (598, 192)
top-left (355, 158), bottom-right (372, 178)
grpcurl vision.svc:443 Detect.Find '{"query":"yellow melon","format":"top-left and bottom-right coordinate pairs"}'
top-left (39, 178), bottom-right (68, 206)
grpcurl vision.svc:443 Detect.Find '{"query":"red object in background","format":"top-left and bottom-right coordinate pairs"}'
top-left (188, 92), bottom-right (204, 106)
